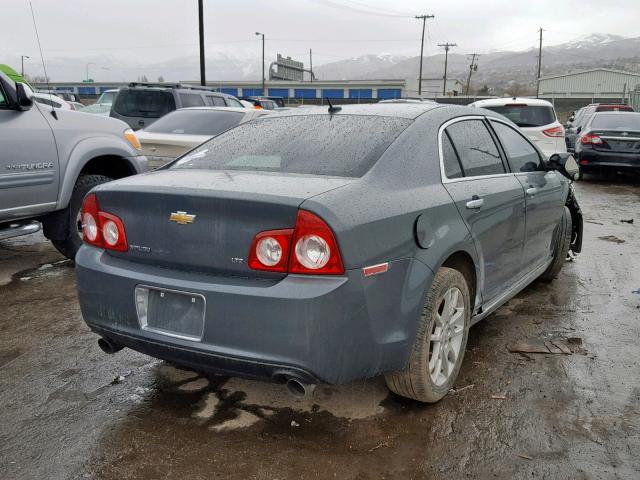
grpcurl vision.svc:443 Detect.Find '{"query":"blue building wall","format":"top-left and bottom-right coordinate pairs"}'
top-left (294, 88), bottom-right (316, 99)
top-left (242, 88), bottom-right (264, 97)
top-left (349, 88), bottom-right (373, 99)
top-left (268, 88), bottom-right (289, 98)
top-left (321, 89), bottom-right (344, 99)
top-left (219, 87), bottom-right (238, 96)
top-left (377, 88), bottom-right (402, 99)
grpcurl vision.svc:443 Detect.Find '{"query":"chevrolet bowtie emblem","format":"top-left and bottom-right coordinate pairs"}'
top-left (169, 211), bottom-right (196, 225)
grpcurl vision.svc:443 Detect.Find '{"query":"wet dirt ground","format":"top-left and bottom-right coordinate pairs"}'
top-left (1, 178), bottom-right (639, 480)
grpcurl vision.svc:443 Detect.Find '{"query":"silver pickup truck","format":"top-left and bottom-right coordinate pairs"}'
top-left (0, 72), bottom-right (147, 259)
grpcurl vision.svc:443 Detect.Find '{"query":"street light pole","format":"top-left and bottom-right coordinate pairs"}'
top-left (255, 32), bottom-right (265, 94)
top-left (21, 55), bottom-right (30, 77)
top-left (415, 14), bottom-right (434, 96)
top-left (198, 0), bottom-right (206, 86)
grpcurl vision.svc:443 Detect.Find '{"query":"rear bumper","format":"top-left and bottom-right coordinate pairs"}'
top-left (75, 246), bottom-right (432, 384)
top-left (577, 150), bottom-right (640, 171)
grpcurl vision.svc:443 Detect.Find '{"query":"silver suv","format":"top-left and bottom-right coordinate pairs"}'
top-left (110, 83), bottom-right (244, 130)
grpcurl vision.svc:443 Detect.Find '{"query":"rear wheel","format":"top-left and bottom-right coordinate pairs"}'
top-left (385, 267), bottom-right (471, 403)
top-left (51, 174), bottom-right (112, 259)
top-left (539, 206), bottom-right (572, 282)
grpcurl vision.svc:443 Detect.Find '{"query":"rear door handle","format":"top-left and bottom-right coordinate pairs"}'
top-left (526, 187), bottom-right (537, 196)
top-left (466, 197), bottom-right (484, 210)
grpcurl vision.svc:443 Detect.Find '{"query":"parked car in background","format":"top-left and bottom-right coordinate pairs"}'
top-left (75, 103), bottom-right (582, 404)
top-left (110, 83), bottom-right (244, 130)
top-left (135, 107), bottom-right (270, 168)
top-left (36, 89), bottom-right (79, 103)
top-left (96, 89), bottom-right (119, 106)
top-left (0, 71), bottom-right (147, 259)
top-left (264, 96), bottom-right (286, 108)
top-left (79, 103), bottom-right (112, 116)
top-left (32, 92), bottom-right (73, 110)
top-left (69, 101), bottom-right (85, 111)
top-left (574, 111), bottom-right (640, 179)
top-left (241, 97), bottom-right (278, 110)
top-left (470, 97), bottom-right (566, 158)
top-left (565, 103), bottom-right (635, 152)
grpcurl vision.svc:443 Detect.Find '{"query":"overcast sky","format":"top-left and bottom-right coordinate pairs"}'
top-left (2, 0), bottom-right (639, 81)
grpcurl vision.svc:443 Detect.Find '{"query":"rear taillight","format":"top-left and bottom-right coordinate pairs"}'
top-left (579, 134), bottom-right (603, 145)
top-left (248, 210), bottom-right (344, 275)
top-left (81, 193), bottom-right (128, 252)
top-left (543, 125), bottom-right (565, 137)
top-left (248, 229), bottom-right (293, 272)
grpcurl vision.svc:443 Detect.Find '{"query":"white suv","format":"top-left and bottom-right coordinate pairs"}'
top-left (470, 97), bottom-right (566, 158)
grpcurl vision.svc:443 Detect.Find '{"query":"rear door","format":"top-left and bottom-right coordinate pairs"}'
top-left (0, 90), bottom-right (59, 220)
top-left (489, 119), bottom-right (565, 271)
top-left (441, 117), bottom-right (526, 303)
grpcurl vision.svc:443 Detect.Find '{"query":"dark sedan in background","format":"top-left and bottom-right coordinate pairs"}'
top-left (75, 103), bottom-right (582, 403)
top-left (566, 103), bottom-right (635, 152)
top-left (574, 111), bottom-right (640, 178)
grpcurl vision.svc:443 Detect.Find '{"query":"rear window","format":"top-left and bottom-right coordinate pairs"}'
top-left (590, 114), bottom-right (640, 131)
top-left (483, 105), bottom-right (556, 128)
top-left (171, 115), bottom-right (411, 177)
top-left (595, 105), bottom-right (634, 112)
top-left (113, 89), bottom-right (176, 118)
top-left (145, 110), bottom-right (244, 136)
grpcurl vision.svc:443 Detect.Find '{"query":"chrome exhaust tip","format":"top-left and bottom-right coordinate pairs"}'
top-left (285, 378), bottom-right (315, 398)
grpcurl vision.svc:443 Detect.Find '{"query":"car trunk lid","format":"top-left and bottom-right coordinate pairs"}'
top-left (94, 170), bottom-right (352, 278)
top-left (594, 130), bottom-right (640, 153)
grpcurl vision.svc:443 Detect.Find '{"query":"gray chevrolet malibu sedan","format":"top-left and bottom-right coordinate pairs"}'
top-left (75, 103), bottom-right (583, 402)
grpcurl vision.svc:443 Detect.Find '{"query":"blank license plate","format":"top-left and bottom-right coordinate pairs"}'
top-left (135, 286), bottom-right (205, 341)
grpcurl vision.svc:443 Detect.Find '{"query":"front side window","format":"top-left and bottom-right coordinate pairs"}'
top-left (491, 121), bottom-right (540, 173)
top-left (171, 114), bottom-right (411, 178)
top-left (446, 120), bottom-right (505, 177)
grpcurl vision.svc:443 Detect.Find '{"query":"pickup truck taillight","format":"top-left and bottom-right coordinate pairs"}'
top-left (81, 193), bottom-right (128, 252)
top-left (248, 210), bottom-right (344, 275)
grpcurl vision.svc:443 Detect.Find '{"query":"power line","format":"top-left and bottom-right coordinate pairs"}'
top-left (308, 0), bottom-right (413, 18)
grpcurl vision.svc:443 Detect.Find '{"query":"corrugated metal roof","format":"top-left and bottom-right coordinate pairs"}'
top-left (540, 68), bottom-right (640, 81)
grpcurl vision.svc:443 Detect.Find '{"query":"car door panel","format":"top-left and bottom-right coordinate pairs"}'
top-left (0, 105), bottom-right (59, 219)
top-left (441, 118), bottom-right (527, 304)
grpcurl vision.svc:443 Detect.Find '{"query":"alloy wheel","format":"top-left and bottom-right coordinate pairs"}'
top-left (429, 286), bottom-right (465, 386)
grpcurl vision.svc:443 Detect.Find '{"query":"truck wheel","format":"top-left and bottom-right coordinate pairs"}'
top-left (539, 206), bottom-right (572, 282)
top-left (385, 267), bottom-right (471, 403)
top-left (51, 174), bottom-right (113, 259)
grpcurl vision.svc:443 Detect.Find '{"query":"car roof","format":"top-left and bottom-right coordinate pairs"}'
top-left (472, 97), bottom-right (554, 107)
top-left (124, 83), bottom-right (234, 97)
top-left (174, 107), bottom-right (254, 114)
top-left (265, 102), bottom-right (442, 120)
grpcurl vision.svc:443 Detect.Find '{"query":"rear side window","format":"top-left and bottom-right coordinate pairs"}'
top-left (171, 115), bottom-right (411, 177)
top-left (179, 93), bottom-right (205, 108)
top-left (145, 110), bottom-right (244, 136)
top-left (446, 120), bottom-right (505, 177)
top-left (206, 95), bottom-right (226, 107)
top-left (483, 105), bottom-right (556, 128)
top-left (441, 132), bottom-right (463, 179)
top-left (491, 121), bottom-right (540, 173)
top-left (113, 89), bottom-right (176, 118)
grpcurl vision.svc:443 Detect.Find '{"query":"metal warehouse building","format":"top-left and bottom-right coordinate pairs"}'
top-left (538, 68), bottom-right (640, 99)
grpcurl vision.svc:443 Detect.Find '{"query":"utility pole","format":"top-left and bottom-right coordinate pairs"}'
top-left (465, 53), bottom-right (479, 96)
top-left (415, 14), bottom-right (434, 96)
top-left (256, 32), bottom-right (265, 94)
top-left (198, 0), bottom-right (206, 86)
top-left (309, 48), bottom-right (313, 83)
top-left (536, 27), bottom-right (543, 98)
top-left (438, 43), bottom-right (457, 96)
top-left (21, 55), bottom-right (30, 77)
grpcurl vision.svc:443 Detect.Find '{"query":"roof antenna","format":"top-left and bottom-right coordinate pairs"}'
top-left (326, 97), bottom-right (341, 114)
top-left (29, 2), bottom-right (57, 120)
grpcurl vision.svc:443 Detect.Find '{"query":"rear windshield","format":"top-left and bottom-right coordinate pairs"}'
top-left (171, 115), bottom-right (411, 177)
top-left (595, 105), bottom-right (634, 112)
top-left (113, 89), bottom-right (176, 118)
top-left (145, 110), bottom-right (244, 136)
top-left (590, 114), bottom-right (640, 131)
top-left (483, 105), bottom-right (556, 128)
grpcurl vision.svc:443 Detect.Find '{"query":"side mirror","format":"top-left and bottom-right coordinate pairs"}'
top-left (15, 83), bottom-right (33, 111)
top-left (548, 153), bottom-right (579, 181)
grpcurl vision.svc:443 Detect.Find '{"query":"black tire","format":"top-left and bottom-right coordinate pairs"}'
top-left (539, 205), bottom-right (572, 282)
top-left (385, 267), bottom-right (471, 403)
top-left (50, 174), bottom-right (113, 259)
